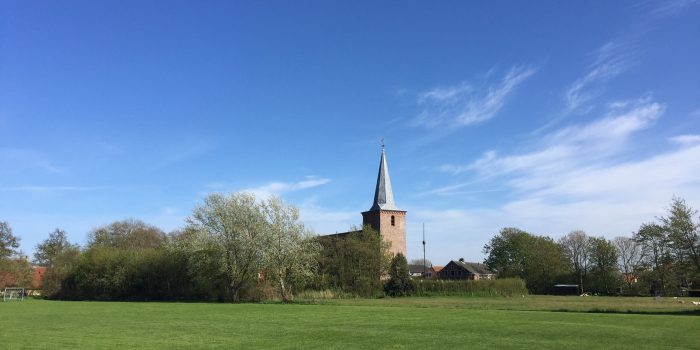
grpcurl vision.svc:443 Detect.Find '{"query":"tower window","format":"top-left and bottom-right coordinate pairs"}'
top-left (391, 215), bottom-right (395, 226)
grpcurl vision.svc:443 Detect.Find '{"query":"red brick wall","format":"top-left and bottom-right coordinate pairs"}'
top-left (362, 210), bottom-right (407, 257)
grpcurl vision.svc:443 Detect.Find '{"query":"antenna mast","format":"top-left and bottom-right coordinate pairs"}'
top-left (422, 222), bottom-right (426, 275)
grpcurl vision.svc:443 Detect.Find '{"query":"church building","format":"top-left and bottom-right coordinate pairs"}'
top-left (325, 146), bottom-right (407, 257)
top-left (361, 146), bottom-right (407, 257)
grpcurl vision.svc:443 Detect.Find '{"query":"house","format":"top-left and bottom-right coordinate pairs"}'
top-left (424, 265), bottom-right (443, 279)
top-left (31, 266), bottom-right (47, 290)
top-left (408, 264), bottom-right (427, 277)
top-left (437, 259), bottom-right (495, 280)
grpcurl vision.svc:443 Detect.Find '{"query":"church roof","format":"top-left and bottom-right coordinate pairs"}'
top-left (370, 146), bottom-right (399, 211)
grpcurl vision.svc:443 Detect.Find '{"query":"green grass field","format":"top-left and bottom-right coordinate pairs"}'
top-left (1, 296), bottom-right (699, 349)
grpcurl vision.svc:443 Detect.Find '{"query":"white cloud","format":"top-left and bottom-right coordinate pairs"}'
top-left (413, 65), bottom-right (537, 128)
top-left (240, 176), bottom-right (331, 199)
top-left (417, 97), bottom-right (700, 263)
top-left (669, 134), bottom-right (700, 146)
top-left (445, 99), bottom-right (664, 178)
top-left (651, 0), bottom-right (700, 17)
top-left (565, 42), bottom-right (634, 113)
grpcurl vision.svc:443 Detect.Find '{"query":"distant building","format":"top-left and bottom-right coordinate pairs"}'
top-left (408, 264), bottom-right (426, 277)
top-left (322, 145), bottom-right (407, 257)
top-left (438, 259), bottom-right (495, 280)
top-left (424, 265), bottom-right (443, 279)
top-left (31, 266), bottom-right (47, 290)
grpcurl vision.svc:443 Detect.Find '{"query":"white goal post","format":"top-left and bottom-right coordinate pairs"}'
top-left (3, 287), bottom-right (25, 302)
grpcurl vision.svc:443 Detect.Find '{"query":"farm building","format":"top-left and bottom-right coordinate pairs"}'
top-left (437, 259), bottom-right (495, 280)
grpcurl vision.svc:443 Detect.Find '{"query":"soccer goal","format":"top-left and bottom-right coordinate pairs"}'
top-left (3, 287), bottom-right (25, 302)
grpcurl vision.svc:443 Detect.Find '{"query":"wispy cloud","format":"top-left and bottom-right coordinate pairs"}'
top-left (669, 134), bottom-right (700, 147)
top-left (413, 65), bottom-right (537, 128)
top-left (240, 176), bottom-right (331, 199)
top-left (415, 182), bottom-right (502, 197)
top-left (447, 97), bottom-right (664, 181)
top-left (416, 98), bottom-right (700, 261)
top-left (565, 42), bottom-right (635, 113)
top-left (650, 0), bottom-right (700, 17)
top-left (441, 98), bottom-right (663, 179)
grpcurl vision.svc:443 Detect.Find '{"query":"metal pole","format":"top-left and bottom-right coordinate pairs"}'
top-left (422, 223), bottom-right (426, 275)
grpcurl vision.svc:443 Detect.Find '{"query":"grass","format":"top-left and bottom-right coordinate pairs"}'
top-left (1, 296), bottom-right (698, 349)
top-left (320, 295), bottom-right (700, 314)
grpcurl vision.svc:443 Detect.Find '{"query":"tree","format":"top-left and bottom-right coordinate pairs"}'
top-left (588, 237), bottom-right (620, 294)
top-left (409, 258), bottom-right (432, 268)
top-left (559, 230), bottom-right (592, 293)
top-left (88, 219), bottom-right (166, 250)
top-left (317, 225), bottom-right (390, 297)
top-left (484, 227), bottom-right (569, 294)
top-left (33, 228), bottom-right (81, 297)
top-left (635, 222), bottom-right (673, 294)
top-left (660, 197), bottom-right (700, 276)
top-left (34, 228), bottom-right (79, 267)
top-left (260, 197), bottom-right (320, 302)
top-left (483, 227), bottom-right (532, 278)
top-left (187, 192), bottom-right (266, 302)
top-left (613, 236), bottom-right (643, 290)
top-left (0, 221), bottom-right (20, 259)
top-left (385, 253), bottom-right (414, 297)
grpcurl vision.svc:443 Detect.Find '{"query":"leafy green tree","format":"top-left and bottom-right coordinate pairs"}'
top-left (0, 221), bottom-right (20, 259)
top-left (88, 219), bottom-right (166, 250)
top-left (261, 197), bottom-right (320, 302)
top-left (660, 197), bottom-right (700, 277)
top-left (588, 237), bottom-right (620, 294)
top-left (318, 225), bottom-right (390, 297)
top-left (34, 228), bottom-right (79, 267)
top-left (34, 229), bottom-right (82, 297)
top-left (483, 227), bottom-right (531, 278)
top-left (40, 245), bottom-right (81, 298)
top-left (384, 253), bottom-right (414, 297)
top-left (635, 222), bottom-right (673, 295)
top-left (187, 192), bottom-right (266, 302)
top-left (0, 221), bottom-right (31, 289)
top-left (484, 227), bottom-right (569, 294)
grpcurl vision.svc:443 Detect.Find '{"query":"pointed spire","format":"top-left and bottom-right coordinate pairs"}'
top-left (370, 143), bottom-right (398, 211)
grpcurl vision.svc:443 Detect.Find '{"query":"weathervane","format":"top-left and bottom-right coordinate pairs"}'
top-left (380, 138), bottom-right (385, 149)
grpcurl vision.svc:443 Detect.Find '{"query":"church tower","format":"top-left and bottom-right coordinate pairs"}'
top-left (361, 145), bottom-right (407, 257)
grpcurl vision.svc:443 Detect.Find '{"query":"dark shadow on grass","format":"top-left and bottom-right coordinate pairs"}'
top-left (549, 308), bottom-right (700, 316)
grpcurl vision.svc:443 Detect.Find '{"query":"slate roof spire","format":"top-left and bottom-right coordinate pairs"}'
top-left (370, 143), bottom-right (399, 211)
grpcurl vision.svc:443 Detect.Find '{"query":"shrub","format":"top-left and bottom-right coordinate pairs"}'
top-left (413, 278), bottom-right (527, 297)
top-left (384, 253), bottom-right (414, 297)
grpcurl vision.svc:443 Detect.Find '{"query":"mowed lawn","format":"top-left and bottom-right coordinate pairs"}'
top-left (1, 297), bottom-right (699, 349)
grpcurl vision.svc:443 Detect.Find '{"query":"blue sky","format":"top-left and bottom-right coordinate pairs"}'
top-left (1, 1), bottom-right (699, 263)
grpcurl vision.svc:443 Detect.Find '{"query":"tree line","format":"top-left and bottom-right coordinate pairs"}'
top-left (483, 197), bottom-right (700, 296)
top-left (1, 192), bottom-right (398, 301)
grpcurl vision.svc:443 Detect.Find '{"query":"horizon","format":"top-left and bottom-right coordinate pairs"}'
top-left (1, 1), bottom-right (699, 264)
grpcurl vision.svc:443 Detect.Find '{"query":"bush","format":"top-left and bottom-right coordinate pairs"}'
top-left (384, 253), bottom-right (414, 297)
top-left (413, 278), bottom-right (527, 297)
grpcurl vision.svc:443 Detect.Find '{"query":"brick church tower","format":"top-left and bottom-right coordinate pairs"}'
top-left (361, 146), bottom-right (407, 257)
